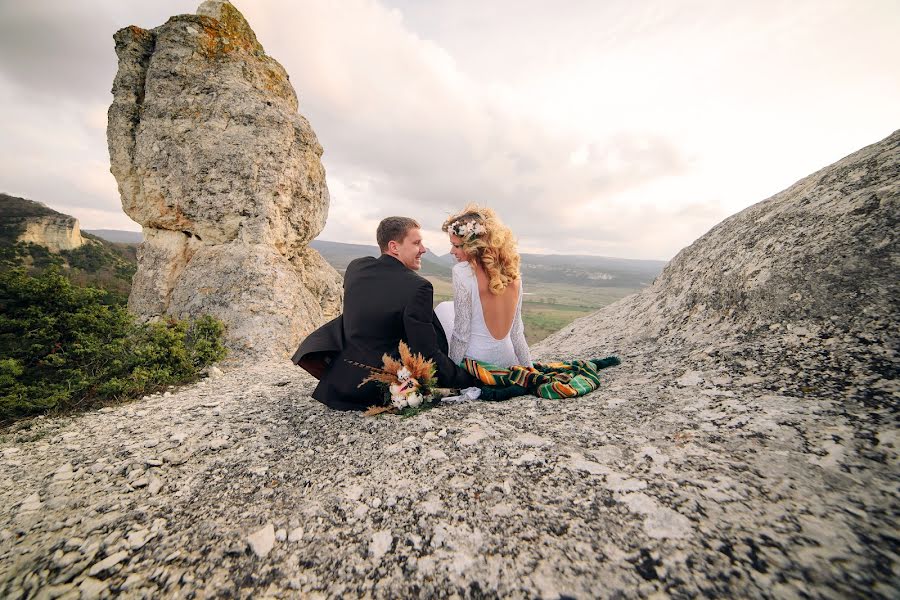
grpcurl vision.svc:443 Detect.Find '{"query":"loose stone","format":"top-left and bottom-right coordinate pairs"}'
top-left (247, 524), bottom-right (275, 558)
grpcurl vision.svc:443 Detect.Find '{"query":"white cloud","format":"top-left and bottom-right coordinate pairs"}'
top-left (1, 0), bottom-right (898, 257)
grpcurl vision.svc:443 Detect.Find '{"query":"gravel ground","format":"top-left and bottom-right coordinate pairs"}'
top-left (1, 351), bottom-right (896, 599)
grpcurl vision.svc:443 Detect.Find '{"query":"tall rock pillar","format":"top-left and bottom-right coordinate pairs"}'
top-left (107, 1), bottom-right (342, 358)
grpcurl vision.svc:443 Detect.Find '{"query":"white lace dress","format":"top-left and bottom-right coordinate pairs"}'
top-left (435, 262), bottom-right (532, 368)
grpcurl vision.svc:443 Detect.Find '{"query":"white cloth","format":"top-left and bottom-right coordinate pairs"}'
top-left (440, 387), bottom-right (482, 404)
top-left (437, 262), bottom-right (532, 369)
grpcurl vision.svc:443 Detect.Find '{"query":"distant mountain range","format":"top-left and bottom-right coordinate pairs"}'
top-left (1, 195), bottom-right (137, 297)
top-left (83, 232), bottom-right (667, 288)
top-left (83, 229), bottom-right (143, 244)
top-left (308, 240), bottom-right (665, 288)
top-left (308, 240), bottom-right (453, 277)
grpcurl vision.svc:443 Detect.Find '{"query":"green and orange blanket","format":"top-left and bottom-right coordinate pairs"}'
top-left (461, 356), bottom-right (621, 400)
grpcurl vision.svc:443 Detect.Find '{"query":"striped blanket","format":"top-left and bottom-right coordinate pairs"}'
top-left (461, 356), bottom-right (621, 400)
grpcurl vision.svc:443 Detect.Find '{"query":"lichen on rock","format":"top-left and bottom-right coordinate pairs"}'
top-left (107, 0), bottom-right (341, 358)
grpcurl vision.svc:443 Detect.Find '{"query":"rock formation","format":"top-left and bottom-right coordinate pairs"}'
top-left (542, 129), bottom-right (899, 409)
top-left (0, 194), bottom-right (86, 253)
top-left (107, 1), bottom-right (341, 358)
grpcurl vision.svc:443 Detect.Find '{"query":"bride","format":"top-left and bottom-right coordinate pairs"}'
top-left (435, 205), bottom-right (532, 369)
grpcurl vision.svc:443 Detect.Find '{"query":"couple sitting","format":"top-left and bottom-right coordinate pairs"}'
top-left (292, 205), bottom-right (530, 411)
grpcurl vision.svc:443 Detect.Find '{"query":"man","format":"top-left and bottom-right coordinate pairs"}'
top-left (292, 217), bottom-right (475, 410)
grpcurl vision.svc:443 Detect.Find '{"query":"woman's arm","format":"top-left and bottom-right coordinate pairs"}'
top-left (449, 266), bottom-right (472, 365)
top-left (511, 279), bottom-right (532, 367)
top-left (403, 280), bottom-right (474, 388)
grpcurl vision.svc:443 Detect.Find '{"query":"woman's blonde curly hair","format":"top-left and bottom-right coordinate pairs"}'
top-left (441, 204), bottom-right (521, 295)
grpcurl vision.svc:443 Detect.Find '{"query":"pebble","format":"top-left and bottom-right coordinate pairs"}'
top-left (247, 523), bottom-right (275, 557)
top-left (52, 463), bottom-right (74, 482)
top-left (513, 452), bottom-right (539, 466)
top-left (78, 577), bottom-right (108, 600)
top-left (148, 477), bottom-right (164, 495)
top-left (120, 573), bottom-right (144, 590)
top-left (369, 530), bottom-right (393, 559)
top-left (457, 425), bottom-right (488, 447)
top-left (208, 438), bottom-right (230, 451)
top-left (516, 433), bottom-right (552, 447)
top-left (425, 448), bottom-right (448, 461)
top-left (127, 530), bottom-right (149, 549)
top-left (88, 550), bottom-right (129, 576)
top-left (19, 493), bottom-right (42, 512)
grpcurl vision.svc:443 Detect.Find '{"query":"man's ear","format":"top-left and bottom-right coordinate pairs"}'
top-left (387, 239), bottom-right (398, 254)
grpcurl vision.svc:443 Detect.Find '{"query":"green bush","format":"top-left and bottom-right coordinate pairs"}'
top-left (0, 268), bottom-right (227, 423)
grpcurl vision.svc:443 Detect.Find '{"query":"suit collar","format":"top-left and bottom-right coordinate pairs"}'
top-left (378, 253), bottom-right (410, 270)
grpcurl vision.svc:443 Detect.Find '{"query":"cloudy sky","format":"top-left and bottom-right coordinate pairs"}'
top-left (0, 1), bottom-right (897, 260)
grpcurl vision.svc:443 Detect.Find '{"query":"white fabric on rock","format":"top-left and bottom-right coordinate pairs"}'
top-left (443, 262), bottom-right (532, 368)
top-left (440, 387), bottom-right (482, 403)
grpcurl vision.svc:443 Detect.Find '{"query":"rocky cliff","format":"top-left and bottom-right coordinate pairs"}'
top-left (540, 129), bottom-right (899, 409)
top-left (0, 194), bottom-right (85, 253)
top-left (107, 0), bottom-right (341, 358)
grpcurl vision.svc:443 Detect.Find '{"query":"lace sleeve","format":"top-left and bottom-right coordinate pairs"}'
top-left (511, 279), bottom-right (532, 367)
top-left (449, 266), bottom-right (472, 365)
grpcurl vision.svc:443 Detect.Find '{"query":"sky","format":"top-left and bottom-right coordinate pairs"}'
top-left (0, 1), bottom-right (897, 260)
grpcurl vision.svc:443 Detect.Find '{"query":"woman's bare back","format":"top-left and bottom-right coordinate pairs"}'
top-left (473, 263), bottom-right (520, 340)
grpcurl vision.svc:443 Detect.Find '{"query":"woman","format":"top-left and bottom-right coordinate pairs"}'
top-left (435, 205), bottom-right (532, 369)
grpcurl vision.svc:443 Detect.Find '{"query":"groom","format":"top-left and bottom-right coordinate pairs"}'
top-left (292, 216), bottom-right (475, 410)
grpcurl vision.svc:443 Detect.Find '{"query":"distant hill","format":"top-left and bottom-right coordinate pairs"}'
top-left (311, 239), bottom-right (666, 287)
top-left (67, 234), bottom-right (665, 288)
top-left (0, 193), bottom-right (61, 220)
top-left (85, 229), bottom-right (143, 244)
top-left (517, 253), bottom-right (665, 288)
top-left (308, 240), bottom-right (451, 277)
top-left (1, 193), bottom-right (75, 245)
top-left (1, 194), bottom-right (137, 299)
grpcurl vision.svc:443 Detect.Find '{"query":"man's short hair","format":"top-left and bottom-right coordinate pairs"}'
top-left (376, 216), bottom-right (420, 252)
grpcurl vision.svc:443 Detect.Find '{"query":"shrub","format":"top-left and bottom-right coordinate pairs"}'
top-left (0, 268), bottom-right (227, 423)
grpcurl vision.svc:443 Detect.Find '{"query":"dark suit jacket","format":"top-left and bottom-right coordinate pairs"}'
top-left (291, 254), bottom-right (475, 410)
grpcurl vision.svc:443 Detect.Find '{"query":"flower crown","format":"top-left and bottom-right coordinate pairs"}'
top-left (448, 218), bottom-right (486, 240)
